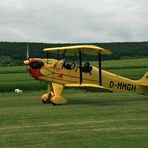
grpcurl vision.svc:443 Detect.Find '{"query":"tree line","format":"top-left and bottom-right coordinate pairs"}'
top-left (0, 41), bottom-right (148, 66)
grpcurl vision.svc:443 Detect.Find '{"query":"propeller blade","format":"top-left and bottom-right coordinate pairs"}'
top-left (25, 43), bottom-right (30, 80)
top-left (26, 43), bottom-right (29, 59)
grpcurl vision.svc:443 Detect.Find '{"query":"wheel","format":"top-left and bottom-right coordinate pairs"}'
top-left (50, 96), bottom-right (67, 105)
top-left (40, 93), bottom-right (51, 104)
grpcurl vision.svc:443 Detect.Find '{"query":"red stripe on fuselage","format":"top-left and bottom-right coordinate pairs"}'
top-left (42, 66), bottom-right (99, 84)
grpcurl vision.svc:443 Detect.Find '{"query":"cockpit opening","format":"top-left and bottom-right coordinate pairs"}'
top-left (61, 59), bottom-right (76, 70)
top-left (82, 61), bottom-right (92, 74)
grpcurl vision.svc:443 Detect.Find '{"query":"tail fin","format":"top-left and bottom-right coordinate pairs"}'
top-left (139, 71), bottom-right (148, 86)
top-left (137, 71), bottom-right (148, 95)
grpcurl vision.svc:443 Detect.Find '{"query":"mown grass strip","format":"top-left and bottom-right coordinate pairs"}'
top-left (0, 81), bottom-right (46, 92)
top-left (0, 66), bottom-right (26, 74)
top-left (0, 92), bottom-right (148, 148)
top-left (108, 68), bottom-right (147, 80)
top-left (91, 58), bottom-right (148, 69)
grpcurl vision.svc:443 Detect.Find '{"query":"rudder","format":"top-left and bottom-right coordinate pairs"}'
top-left (139, 71), bottom-right (148, 86)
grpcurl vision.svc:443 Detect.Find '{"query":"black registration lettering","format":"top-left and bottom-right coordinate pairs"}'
top-left (109, 81), bottom-right (136, 92)
top-left (109, 81), bottom-right (114, 88)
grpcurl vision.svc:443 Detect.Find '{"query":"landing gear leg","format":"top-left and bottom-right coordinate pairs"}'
top-left (50, 83), bottom-right (67, 105)
top-left (40, 83), bottom-right (53, 104)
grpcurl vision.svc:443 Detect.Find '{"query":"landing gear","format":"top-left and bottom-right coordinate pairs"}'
top-left (41, 94), bottom-right (67, 105)
top-left (50, 96), bottom-right (67, 105)
top-left (40, 83), bottom-right (67, 105)
top-left (40, 93), bottom-right (51, 104)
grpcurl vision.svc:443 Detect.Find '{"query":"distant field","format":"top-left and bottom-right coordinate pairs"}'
top-left (0, 91), bottom-right (148, 148)
top-left (0, 66), bottom-right (26, 74)
top-left (0, 72), bottom-right (46, 92)
top-left (108, 68), bottom-right (147, 80)
top-left (91, 58), bottom-right (148, 69)
top-left (0, 58), bottom-right (147, 92)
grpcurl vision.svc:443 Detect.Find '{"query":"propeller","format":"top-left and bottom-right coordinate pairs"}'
top-left (26, 43), bottom-right (29, 59)
top-left (24, 43), bottom-right (30, 79)
top-left (46, 51), bottom-right (49, 63)
top-left (24, 43), bottom-right (30, 64)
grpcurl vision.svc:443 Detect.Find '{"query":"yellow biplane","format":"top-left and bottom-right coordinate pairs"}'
top-left (24, 45), bottom-right (148, 105)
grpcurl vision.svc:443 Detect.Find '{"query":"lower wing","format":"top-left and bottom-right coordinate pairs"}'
top-left (64, 83), bottom-right (113, 93)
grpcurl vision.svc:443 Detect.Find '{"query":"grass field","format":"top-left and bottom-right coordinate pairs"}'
top-left (92, 58), bottom-right (148, 69)
top-left (0, 58), bottom-right (148, 147)
top-left (0, 90), bottom-right (148, 148)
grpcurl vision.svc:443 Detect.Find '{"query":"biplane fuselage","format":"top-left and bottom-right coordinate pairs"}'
top-left (24, 45), bottom-right (148, 105)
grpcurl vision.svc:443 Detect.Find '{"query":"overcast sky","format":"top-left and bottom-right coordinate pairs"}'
top-left (0, 0), bottom-right (147, 43)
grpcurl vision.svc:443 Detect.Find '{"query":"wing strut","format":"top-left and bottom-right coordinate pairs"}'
top-left (98, 52), bottom-right (102, 86)
top-left (46, 51), bottom-right (49, 63)
top-left (79, 50), bottom-right (83, 84)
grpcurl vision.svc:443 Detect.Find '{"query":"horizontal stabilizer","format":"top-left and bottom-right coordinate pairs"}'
top-left (65, 83), bottom-right (113, 93)
top-left (140, 84), bottom-right (148, 87)
top-left (138, 71), bottom-right (148, 87)
top-left (140, 84), bottom-right (148, 91)
top-left (139, 71), bottom-right (148, 95)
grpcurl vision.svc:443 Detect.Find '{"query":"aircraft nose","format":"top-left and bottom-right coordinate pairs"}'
top-left (24, 60), bottom-right (29, 65)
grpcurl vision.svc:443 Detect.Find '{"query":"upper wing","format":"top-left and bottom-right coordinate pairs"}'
top-left (64, 83), bottom-right (113, 93)
top-left (43, 45), bottom-right (112, 56)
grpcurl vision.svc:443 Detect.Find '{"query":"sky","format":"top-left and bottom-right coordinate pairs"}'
top-left (0, 0), bottom-right (147, 43)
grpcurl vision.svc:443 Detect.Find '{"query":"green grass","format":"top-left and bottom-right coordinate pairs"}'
top-left (0, 73), bottom-right (46, 92)
top-left (91, 58), bottom-right (148, 69)
top-left (108, 68), bottom-right (147, 80)
top-left (0, 66), bottom-right (26, 74)
top-left (0, 90), bottom-right (148, 148)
